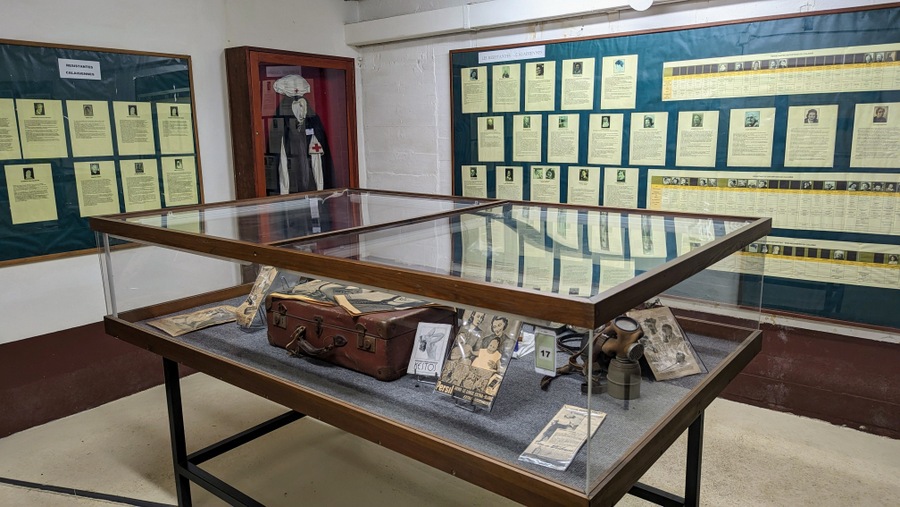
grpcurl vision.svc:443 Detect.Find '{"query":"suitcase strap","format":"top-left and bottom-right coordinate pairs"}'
top-left (285, 325), bottom-right (348, 358)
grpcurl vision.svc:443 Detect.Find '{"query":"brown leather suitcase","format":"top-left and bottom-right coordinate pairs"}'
top-left (266, 295), bottom-right (455, 381)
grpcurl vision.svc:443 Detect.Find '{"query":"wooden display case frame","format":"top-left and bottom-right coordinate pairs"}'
top-left (91, 189), bottom-right (772, 506)
top-left (225, 46), bottom-right (359, 199)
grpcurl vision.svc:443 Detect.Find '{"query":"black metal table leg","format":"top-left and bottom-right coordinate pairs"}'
top-left (684, 410), bottom-right (705, 507)
top-left (163, 358), bottom-right (192, 507)
top-left (628, 410), bottom-right (705, 506)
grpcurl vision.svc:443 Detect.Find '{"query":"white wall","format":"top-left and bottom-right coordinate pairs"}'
top-left (357, 0), bottom-right (895, 193)
top-left (0, 0), bottom-right (361, 344)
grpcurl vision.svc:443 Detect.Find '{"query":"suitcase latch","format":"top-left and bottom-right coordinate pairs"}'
top-left (356, 323), bottom-right (375, 353)
top-left (274, 303), bottom-right (288, 329)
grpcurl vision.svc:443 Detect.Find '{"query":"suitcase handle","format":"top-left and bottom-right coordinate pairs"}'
top-left (286, 325), bottom-right (348, 357)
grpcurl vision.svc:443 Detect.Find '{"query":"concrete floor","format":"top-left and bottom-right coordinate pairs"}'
top-left (1, 373), bottom-right (898, 506)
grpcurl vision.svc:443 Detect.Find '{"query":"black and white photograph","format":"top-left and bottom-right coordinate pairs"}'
top-left (628, 306), bottom-right (704, 381)
top-left (434, 311), bottom-right (521, 411)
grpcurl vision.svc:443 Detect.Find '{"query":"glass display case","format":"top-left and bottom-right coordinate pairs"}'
top-left (225, 47), bottom-right (358, 199)
top-left (91, 189), bottom-right (770, 506)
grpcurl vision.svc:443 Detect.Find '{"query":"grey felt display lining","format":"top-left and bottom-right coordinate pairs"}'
top-left (141, 297), bottom-right (735, 493)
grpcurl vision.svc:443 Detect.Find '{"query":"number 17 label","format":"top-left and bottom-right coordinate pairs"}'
top-left (534, 328), bottom-right (557, 376)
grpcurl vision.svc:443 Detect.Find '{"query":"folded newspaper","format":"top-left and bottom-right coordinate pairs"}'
top-left (335, 291), bottom-right (431, 315)
top-left (519, 404), bottom-right (606, 471)
top-left (147, 305), bottom-right (239, 337)
top-left (235, 266), bottom-right (277, 327)
top-left (270, 279), bottom-right (364, 306)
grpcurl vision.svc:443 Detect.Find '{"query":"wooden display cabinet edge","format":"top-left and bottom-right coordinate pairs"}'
top-left (225, 46), bottom-right (359, 200)
top-left (105, 286), bottom-right (761, 507)
top-left (91, 191), bottom-right (772, 330)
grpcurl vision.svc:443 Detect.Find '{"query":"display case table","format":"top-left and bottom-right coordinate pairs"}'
top-left (91, 189), bottom-right (770, 506)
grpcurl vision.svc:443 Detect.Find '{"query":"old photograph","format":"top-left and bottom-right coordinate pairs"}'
top-left (627, 306), bottom-right (703, 380)
top-left (434, 310), bottom-right (521, 410)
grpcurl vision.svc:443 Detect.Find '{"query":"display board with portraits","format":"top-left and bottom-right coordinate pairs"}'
top-left (450, 5), bottom-right (900, 329)
top-left (0, 39), bottom-right (203, 265)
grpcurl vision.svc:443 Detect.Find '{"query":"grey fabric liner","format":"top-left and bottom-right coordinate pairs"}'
top-left (141, 297), bottom-right (736, 493)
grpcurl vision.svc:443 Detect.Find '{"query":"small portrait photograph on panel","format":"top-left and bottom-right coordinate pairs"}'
top-left (470, 68), bottom-right (478, 80)
top-left (535, 63), bottom-right (544, 77)
top-left (778, 59), bottom-right (788, 68)
top-left (579, 168), bottom-right (590, 182)
top-left (128, 104), bottom-right (138, 116)
top-left (600, 115), bottom-right (611, 129)
top-left (558, 116), bottom-right (568, 129)
top-left (33, 102), bottom-right (45, 116)
top-left (757, 180), bottom-right (768, 189)
top-left (768, 60), bottom-right (778, 69)
top-left (486, 118), bottom-right (495, 130)
top-left (134, 162), bottom-right (145, 174)
top-left (733, 62), bottom-right (744, 71)
top-left (501, 65), bottom-right (510, 79)
top-left (872, 182), bottom-right (884, 192)
top-left (504, 168), bottom-right (514, 182)
top-left (751, 60), bottom-right (761, 71)
top-left (522, 115), bottom-right (531, 129)
top-left (175, 159), bottom-right (184, 170)
top-left (833, 250), bottom-right (845, 260)
top-left (83, 104), bottom-right (94, 117)
top-left (90, 163), bottom-right (100, 176)
top-left (823, 181), bottom-right (836, 191)
top-left (744, 111), bottom-right (760, 127)
top-left (470, 167), bottom-right (478, 178)
top-left (23, 167), bottom-right (35, 180)
top-left (887, 254), bottom-right (899, 265)
top-left (533, 167), bottom-right (544, 180)
top-left (873, 106), bottom-right (888, 123)
top-left (848, 181), bottom-right (859, 191)
top-left (573, 61), bottom-right (583, 75)
top-left (707, 178), bottom-right (718, 187)
top-left (617, 169), bottom-right (626, 183)
top-left (718, 63), bottom-right (727, 72)
top-left (614, 59), bottom-right (625, 73)
top-left (643, 115), bottom-right (655, 128)
top-left (864, 53), bottom-right (874, 64)
top-left (691, 113), bottom-right (703, 127)
top-left (170, 106), bottom-right (179, 117)
top-left (804, 108), bottom-right (819, 124)
top-left (545, 167), bottom-right (556, 180)
top-left (860, 181), bottom-right (871, 191)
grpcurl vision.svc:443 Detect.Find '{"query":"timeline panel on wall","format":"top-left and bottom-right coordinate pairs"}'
top-left (449, 5), bottom-right (900, 329)
top-left (0, 39), bottom-right (203, 265)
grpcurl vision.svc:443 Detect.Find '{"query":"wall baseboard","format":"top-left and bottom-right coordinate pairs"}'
top-left (0, 322), bottom-right (178, 438)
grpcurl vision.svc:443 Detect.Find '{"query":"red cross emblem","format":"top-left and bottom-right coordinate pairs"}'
top-left (310, 143), bottom-right (323, 154)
